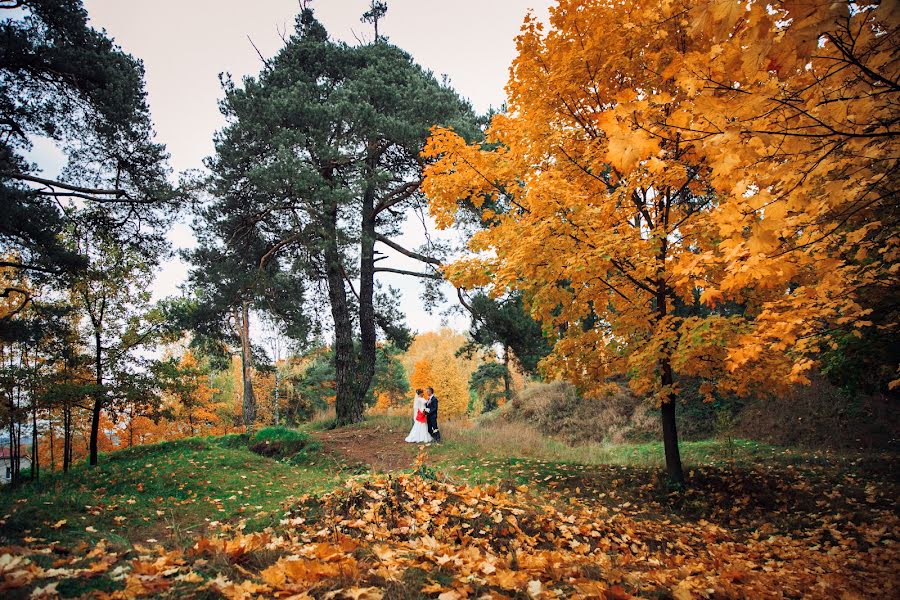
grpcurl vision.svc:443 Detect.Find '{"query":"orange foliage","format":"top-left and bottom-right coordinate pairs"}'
top-left (422, 0), bottom-right (898, 401)
top-left (401, 330), bottom-right (479, 417)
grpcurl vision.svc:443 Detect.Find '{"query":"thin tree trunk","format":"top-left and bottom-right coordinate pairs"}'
top-left (63, 403), bottom-right (71, 473)
top-left (7, 415), bottom-right (16, 486)
top-left (49, 408), bottom-right (55, 472)
top-left (89, 330), bottom-right (102, 466)
top-left (31, 398), bottom-right (38, 481)
top-left (274, 362), bottom-right (280, 426)
top-left (238, 302), bottom-right (256, 432)
top-left (502, 345), bottom-right (512, 405)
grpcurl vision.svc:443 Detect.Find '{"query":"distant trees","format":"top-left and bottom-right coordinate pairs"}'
top-left (458, 291), bottom-right (551, 407)
top-left (403, 330), bottom-right (479, 417)
top-left (0, 0), bottom-right (175, 472)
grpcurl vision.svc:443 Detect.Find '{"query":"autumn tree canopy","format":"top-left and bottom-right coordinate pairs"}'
top-left (423, 0), bottom-right (898, 483)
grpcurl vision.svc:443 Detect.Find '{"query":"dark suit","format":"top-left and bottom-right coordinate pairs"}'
top-left (425, 395), bottom-right (441, 442)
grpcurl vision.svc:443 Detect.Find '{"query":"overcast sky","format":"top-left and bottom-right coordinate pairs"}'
top-left (52, 0), bottom-right (552, 336)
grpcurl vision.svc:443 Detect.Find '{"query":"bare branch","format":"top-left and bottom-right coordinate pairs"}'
top-left (374, 267), bottom-right (442, 280)
top-left (375, 233), bottom-right (442, 265)
top-left (6, 172), bottom-right (125, 196)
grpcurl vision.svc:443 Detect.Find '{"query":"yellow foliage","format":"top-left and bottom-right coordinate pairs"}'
top-left (422, 0), bottom-right (898, 402)
top-left (400, 330), bottom-right (479, 417)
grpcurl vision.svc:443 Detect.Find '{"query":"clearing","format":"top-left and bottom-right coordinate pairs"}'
top-left (0, 419), bottom-right (897, 599)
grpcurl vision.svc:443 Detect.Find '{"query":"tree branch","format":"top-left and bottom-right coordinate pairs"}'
top-left (5, 172), bottom-right (127, 197)
top-left (374, 267), bottom-right (442, 280)
top-left (0, 260), bottom-right (63, 276)
top-left (374, 179), bottom-right (421, 214)
top-left (375, 233), bottom-right (442, 265)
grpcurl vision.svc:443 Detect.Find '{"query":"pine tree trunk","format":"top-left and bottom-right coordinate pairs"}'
top-left (239, 302), bottom-right (256, 432)
top-left (89, 330), bottom-right (102, 466)
top-left (322, 175), bottom-right (364, 426)
top-left (356, 150), bottom-right (379, 413)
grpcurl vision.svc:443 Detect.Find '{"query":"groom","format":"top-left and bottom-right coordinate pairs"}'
top-left (423, 386), bottom-right (441, 443)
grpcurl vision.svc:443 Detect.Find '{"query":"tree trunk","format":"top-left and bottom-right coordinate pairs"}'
top-left (49, 408), bottom-right (55, 472)
top-left (89, 330), bottom-right (102, 466)
top-left (356, 150), bottom-right (379, 414)
top-left (63, 403), bottom-right (71, 473)
top-left (274, 362), bottom-right (280, 426)
top-left (128, 403), bottom-right (135, 447)
top-left (654, 188), bottom-right (685, 485)
top-left (660, 358), bottom-right (684, 486)
top-left (7, 414), bottom-right (16, 486)
top-left (31, 399), bottom-right (38, 482)
top-left (238, 301), bottom-right (256, 432)
top-left (502, 345), bottom-right (512, 405)
top-left (322, 176), bottom-right (364, 426)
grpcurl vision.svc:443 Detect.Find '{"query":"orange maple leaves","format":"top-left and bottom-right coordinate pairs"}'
top-left (7, 460), bottom-right (896, 598)
top-left (422, 0), bottom-right (898, 398)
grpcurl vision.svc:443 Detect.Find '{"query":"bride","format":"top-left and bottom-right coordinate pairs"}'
top-left (404, 388), bottom-right (433, 444)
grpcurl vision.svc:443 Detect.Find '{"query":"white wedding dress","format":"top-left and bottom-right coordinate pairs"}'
top-left (404, 395), bottom-right (434, 443)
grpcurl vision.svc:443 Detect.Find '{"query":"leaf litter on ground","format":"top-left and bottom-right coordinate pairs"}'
top-left (1, 451), bottom-right (897, 599)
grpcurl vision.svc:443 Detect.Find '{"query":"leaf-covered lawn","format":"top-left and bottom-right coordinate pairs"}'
top-left (1, 429), bottom-right (897, 598)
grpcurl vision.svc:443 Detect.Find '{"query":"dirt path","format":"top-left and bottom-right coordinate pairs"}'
top-left (312, 423), bottom-right (423, 472)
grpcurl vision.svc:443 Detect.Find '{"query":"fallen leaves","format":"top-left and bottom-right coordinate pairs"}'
top-left (1, 453), bottom-right (897, 598)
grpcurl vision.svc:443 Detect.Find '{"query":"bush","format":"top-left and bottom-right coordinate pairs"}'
top-left (249, 427), bottom-right (320, 460)
top-left (736, 375), bottom-right (899, 450)
top-left (500, 375), bottom-right (899, 451)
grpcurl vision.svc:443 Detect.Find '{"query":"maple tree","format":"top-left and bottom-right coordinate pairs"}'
top-left (422, 0), bottom-right (898, 484)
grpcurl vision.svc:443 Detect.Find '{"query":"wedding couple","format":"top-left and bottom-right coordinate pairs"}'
top-left (405, 386), bottom-right (441, 444)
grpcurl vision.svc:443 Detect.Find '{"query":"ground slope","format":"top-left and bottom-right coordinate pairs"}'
top-left (1, 422), bottom-right (897, 598)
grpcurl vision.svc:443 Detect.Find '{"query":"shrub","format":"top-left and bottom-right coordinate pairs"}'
top-left (246, 427), bottom-right (321, 460)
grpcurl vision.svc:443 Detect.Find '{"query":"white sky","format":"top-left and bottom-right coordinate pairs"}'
top-left (45, 0), bottom-right (552, 337)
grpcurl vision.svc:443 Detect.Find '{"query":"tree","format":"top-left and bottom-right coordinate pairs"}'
top-left (155, 350), bottom-right (220, 437)
top-left (459, 291), bottom-right (551, 404)
top-left (370, 344), bottom-right (409, 408)
top-left (665, 1), bottom-right (899, 394)
top-left (182, 190), bottom-right (315, 433)
top-left (69, 225), bottom-right (163, 466)
top-left (1, 0), bottom-right (173, 306)
top-left (204, 7), bottom-right (477, 426)
top-left (469, 362), bottom-right (508, 413)
top-left (422, 0), bottom-right (896, 484)
top-left (361, 0), bottom-right (388, 42)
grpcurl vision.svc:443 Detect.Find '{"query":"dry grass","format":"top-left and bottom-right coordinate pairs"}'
top-left (499, 381), bottom-right (656, 445)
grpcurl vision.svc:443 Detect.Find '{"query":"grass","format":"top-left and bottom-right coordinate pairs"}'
top-left (0, 429), bottom-right (337, 551)
top-left (425, 417), bottom-right (786, 468)
top-left (1, 416), bottom-right (896, 599)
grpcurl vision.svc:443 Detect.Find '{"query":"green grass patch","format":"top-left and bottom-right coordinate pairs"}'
top-left (249, 426), bottom-right (321, 460)
top-left (0, 431), bottom-right (339, 551)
